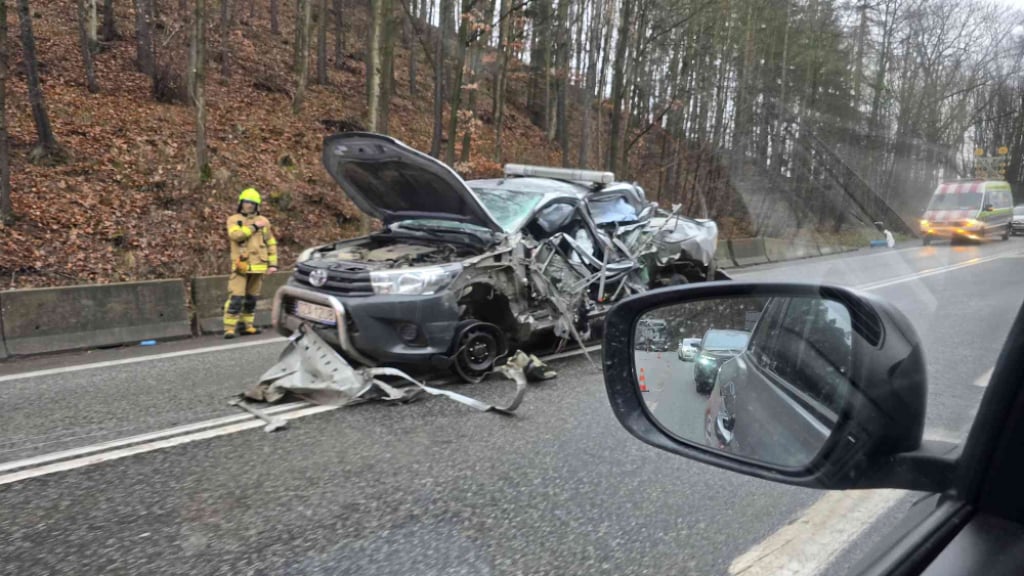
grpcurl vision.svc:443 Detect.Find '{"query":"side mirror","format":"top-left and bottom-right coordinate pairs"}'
top-left (985, 204), bottom-right (994, 212)
top-left (603, 282), bottom-right (955, 492)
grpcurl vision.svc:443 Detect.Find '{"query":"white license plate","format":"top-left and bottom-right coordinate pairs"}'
top-left (293, 301), bottom-right (337, 325)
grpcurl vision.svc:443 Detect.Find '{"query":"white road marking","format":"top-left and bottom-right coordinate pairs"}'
top-left (728, 489), bottom-right (905, 576)
top-left (856, 255), bottom-right (1004, 291)
top-left (0, 404), bottom-right (337, 486)
top-left (0, 401), bottom-right (309, 474)
top-left (0, 337), bottom-right (288, 384)
top-left (0, 347), bottom-right (595, 486)
top-left (973, 367), bottom-right (994, 388)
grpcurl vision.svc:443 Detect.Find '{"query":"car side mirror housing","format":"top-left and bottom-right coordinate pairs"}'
top-left (602, 282), bottom-right (956, 492)
top-left (985, 204), bottom-right (994, 212)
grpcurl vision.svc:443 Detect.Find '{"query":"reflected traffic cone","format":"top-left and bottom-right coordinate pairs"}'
top-left (639, 367), bottom-right (649, 392)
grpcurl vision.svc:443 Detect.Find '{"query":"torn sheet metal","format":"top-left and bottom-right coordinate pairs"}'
top-left (245, 324), bottom-right (532, 415)
top-left (645, 212), bottom-right (719, 267)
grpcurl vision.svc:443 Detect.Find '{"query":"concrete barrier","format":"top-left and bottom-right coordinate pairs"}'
top-left (716, 239), bottom-right (736, 268)
top-left (764, 239), bottom-right (819, 262)
top-left (729, 238), bottom-right (768, 266)
top-left (1, 280), bottom-right (192, 356)
top-left (191, 271), bottom-right (292, 334)
top-left (0, 293), bottom-right (8, 360)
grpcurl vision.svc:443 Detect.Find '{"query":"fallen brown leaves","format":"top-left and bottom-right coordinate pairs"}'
top-left (1, 0), bottom-right (734, 290)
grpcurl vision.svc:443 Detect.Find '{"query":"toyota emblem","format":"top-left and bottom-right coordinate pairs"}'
top-left (309, 268), bottom-right (329, 287)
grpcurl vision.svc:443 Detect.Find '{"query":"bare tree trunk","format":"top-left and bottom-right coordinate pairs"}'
top-left (579, 0), bottom-right (600, 167)
top-left (528, 0), bottom-right (551, 127)
top-left (405, 0), bottom-right (415, 96)
top-left (85, 0), bottom-right (98, 50)
top-left (17, 0), bottom-right (60, 160)
top-left (220, 0), bottom-right (232, 77)
top-left (430, 0), bottom-right (446, 157)
top-left (316, 0), bottom-right (328, 83)
top-left (367, 0), bottom-right (384, 130)
top-left (595, 0), bottom-right (613, 167)
top-left (362, 0), bottom-right (384, 233)
top-left (379, 0), bottom-right (395, 132)
top-left (493, 0), bottom-right (510, 161)
top-left (333, 0), bottom-right (344, 67)
top-left (0, 0), bottom-right (11, 223)
top-left (77, 0), bottom-right (100, 92)
top-left (607, 0), bottom-right (632, 173)
top-left (445, 0), bottom-right (468, 165)
top-left (190, 0), bottom-right (208, 178)
top-left (134, 0), bottom-right (155, 75)
top-left (461, 0), bottom-right (493, 163)
top-left (293, 0), bottom-right (312, 112)
top-left (270, 0), bottom-right (280, 34)
top-left (101, 0), bottom-right (117, 40)
top-left (555, 0), bottom-right (568, 165)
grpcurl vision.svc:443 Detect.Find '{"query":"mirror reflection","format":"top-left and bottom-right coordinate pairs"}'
top-left (634, 296), bottom-right (853, 468)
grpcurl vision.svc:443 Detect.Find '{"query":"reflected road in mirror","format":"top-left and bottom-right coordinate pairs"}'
top-left (634, 295), bottom-right (854, 469)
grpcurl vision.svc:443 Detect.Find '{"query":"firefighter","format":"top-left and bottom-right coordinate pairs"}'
top-left (224, 188), bottom-right (278, 338)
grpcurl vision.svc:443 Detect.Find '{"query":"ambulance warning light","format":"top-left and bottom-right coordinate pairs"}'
top-left (504, 164), bottom-right (616, 185)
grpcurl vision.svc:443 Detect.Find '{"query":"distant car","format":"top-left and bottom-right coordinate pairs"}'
top-left (1012, 205), bottom-right (1024, 236)
top-left (678, 338), bottom-right (701, 362)
top-left (693, 329), bottom-right (750, 394)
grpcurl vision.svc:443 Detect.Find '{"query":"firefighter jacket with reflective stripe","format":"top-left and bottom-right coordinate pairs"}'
top-left (226, 213), bottom-right (278, 273)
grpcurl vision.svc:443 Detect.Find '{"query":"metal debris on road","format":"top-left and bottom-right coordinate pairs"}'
top-left (227, 398), bottom-right (288, 432)
top-left (243, 324), bottom-right (534, 419)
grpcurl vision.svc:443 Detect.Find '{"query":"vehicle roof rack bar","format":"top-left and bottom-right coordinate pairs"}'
top-left (504, 164), bottom-right (616, 185)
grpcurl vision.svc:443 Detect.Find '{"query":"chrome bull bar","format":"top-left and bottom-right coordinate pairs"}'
top-left (272, 284), bottom-right (377, 366)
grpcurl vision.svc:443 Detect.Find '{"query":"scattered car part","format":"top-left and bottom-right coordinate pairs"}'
top-left (228, 397), bottom-right (288, 432)
top-left (246, 324), bottom-right (529, 415)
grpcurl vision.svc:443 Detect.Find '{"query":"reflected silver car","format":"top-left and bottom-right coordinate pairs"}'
top-left (678, 338), bottom-right (701, 361)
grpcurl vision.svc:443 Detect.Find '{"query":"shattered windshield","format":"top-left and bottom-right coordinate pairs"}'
top-left (471, 187), bottom-right (544, 231)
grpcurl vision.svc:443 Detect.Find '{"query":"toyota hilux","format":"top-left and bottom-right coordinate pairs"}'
top-left (272, 133), bottom-right (725, 382)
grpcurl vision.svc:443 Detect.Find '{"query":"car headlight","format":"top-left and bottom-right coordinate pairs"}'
top-left (698, 354), bottom-right (715, 364)
top-left (964, 218), bottom-right (982, 229)
top-left (919, 219), bottom-right (930, 229)
top-left (371, 264), bottom-right (463, 296)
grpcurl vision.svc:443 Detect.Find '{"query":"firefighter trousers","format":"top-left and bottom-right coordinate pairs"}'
top-left (224, 272), bottom-right (264, 331)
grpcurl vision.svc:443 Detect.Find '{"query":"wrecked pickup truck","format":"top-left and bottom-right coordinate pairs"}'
top-left (271, 132), bottom-right (726, 382)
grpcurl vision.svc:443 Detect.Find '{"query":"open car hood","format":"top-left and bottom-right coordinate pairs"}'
top-left (322, 133), bottom-right (503, 232)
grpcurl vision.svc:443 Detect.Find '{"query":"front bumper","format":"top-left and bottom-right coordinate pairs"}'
top-left (272, 282), bottom-right (461, 367)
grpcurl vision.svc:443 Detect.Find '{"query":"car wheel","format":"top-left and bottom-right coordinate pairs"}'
top-left (451, 321), bottom-right (505, 383)
top-left (1003, 226), bottom-right (1010, 241)
top-left (922, 236), bottom-right (931, 246)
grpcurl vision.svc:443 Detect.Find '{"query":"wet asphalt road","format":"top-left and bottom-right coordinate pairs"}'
top-left (636, 350), bottom-right (707, 443)
top-left (2, 238), bottom-right (1023, 575)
